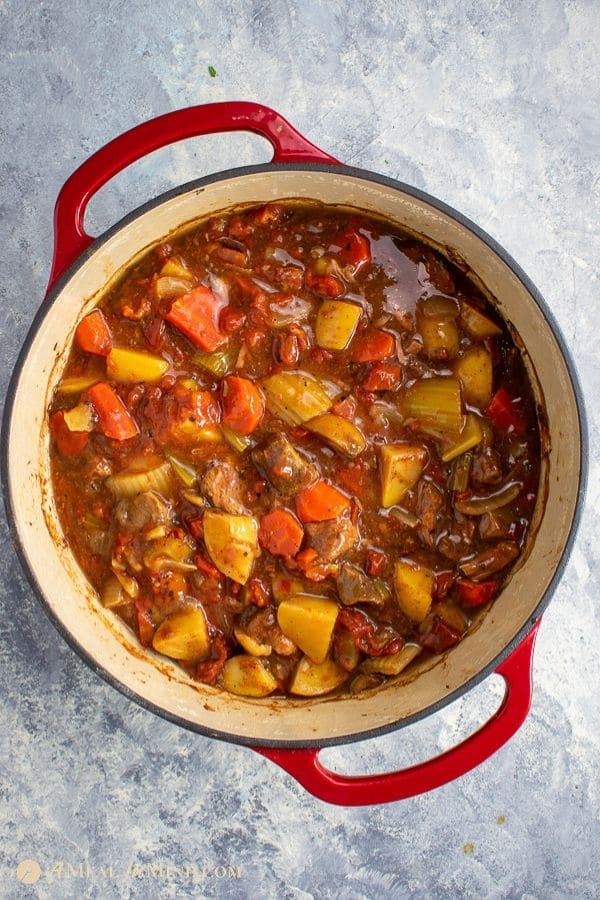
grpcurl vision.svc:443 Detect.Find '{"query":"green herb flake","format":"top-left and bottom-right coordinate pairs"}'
top-left (208, 65), bottom-right (217, 78)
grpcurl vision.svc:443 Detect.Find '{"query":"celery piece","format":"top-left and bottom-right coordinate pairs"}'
top-left (262, 371), bottom-right (334, 425)
top-left (221, 425), bottom-right (254, 453)
top-left (448, 451), bottom-right (472, 492)
top-left (166, 453), bottom-right (197, 487)
top-left (194, 348), bottom-right (233, 378)
top-left (441, 413), bottom-right (483, 462)
top-left (403, 376), bottom-right (464, 439)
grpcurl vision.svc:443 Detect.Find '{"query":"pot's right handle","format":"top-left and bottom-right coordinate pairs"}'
top-left (49, 101), bottom-right (340, 290)
top-left (256, 621), bottom-right (540, 806)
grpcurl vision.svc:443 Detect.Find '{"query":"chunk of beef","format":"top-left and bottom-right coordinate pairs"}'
top-left (471, 447), bottom-right (503, 486)
top-left (239, 608), bottom-right (296, 656)
top-left (416, 479), bottom-right (445, 534)
top-left (201, 462), bottom-right (247, 514)
top-left (305, 517), bottom-right (360, 564)
top-left (336, 562), bottom-right (384, 606)
top-left (479, 509), bottom-right (514, 541)
top-left (252, 434), bottom-right (317, 497)
top-left (115, 491), bottom-right (173, 532)
top-left (436, 515), bottom-right (476, 561)
top-left (459, 541), bottom-right (520, 580)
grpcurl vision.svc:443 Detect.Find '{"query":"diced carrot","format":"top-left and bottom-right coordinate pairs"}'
top-left (486, 388), bottom-right (526, 435)
top-left (336, 228), bottom-right (371, 274)
top-left (166, 286), bottom-right (227, 352)
top-left (361, 362), bottom-right (402, 392)
top-left (294, 547), bottom-right (319, 570)
top-left (85, 382), bottom-right (139, 441)
top-left (456, 579), bottom-right (498, 607)
top-left (74, 310), bottom-right (112, 356)
top-left (350, 329), bottom-right (396, 362)
top-left (304, 271), bottom-right (344, 297)
top-left (49, 410), bottom-right (90, 457)
top-left (221, 375), bottom-right (265, 435)
top-left (259, 509), bottom-right (304, 557)
top-left (295, 480), bottom-right (351, 523)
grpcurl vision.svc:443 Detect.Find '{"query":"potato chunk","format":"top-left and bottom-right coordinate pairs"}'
top-left (106, 347), bottom-right (169, 383)
top-left (289, 656), bottom-right (347, 696)
top-left (277, 595), bottom-right (339, 663)
top-left (394, 560), bottom-right (434, 623)
top-left (233, 627), bottom-right (271, 657)
top-left (315, 300), bottom-right (362, 350)
top-left (203, 510), bottom-right (259, 584)
top-left (152, 607), bottom-right (210, 661)
top-left (453, 346), bottom-right (493, 409)
top-left (306, 414), bottom-right (366, 458)
top-left (380, 444), bottom-right (427, 507)
top-left (416, 296), bottom-right (460, 361)
top-left (222, 655), bottom-right (278, 697)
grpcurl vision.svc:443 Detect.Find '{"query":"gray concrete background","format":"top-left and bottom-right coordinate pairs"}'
top-left (1, 1), bottom-right (599, 897)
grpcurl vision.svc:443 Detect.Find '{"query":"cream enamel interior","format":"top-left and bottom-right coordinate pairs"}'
top-left (6, 168), bottom-right (581, 744)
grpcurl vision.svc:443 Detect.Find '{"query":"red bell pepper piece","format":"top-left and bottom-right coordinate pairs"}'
top-left (456, 579), bottom-right (499, 607)
top-left (486, 388), bottom-right (526, 435)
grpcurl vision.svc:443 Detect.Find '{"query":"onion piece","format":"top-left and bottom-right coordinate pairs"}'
top-left (454, 481), bottom-right (522, 516)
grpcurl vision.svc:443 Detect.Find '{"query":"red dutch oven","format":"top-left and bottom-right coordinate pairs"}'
top-left (2, 102), bottom-right (587, 805)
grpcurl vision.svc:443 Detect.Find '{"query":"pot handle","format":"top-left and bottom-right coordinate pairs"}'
top-left (48, 101), bottom-right (340, 289)
top-left (255, 621), bottom-right (540, 806)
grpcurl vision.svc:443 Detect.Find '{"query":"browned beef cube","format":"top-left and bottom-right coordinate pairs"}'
top-left (305, 517), bottom-right (360, 564)
top-left (252, 434), bottom-right (317, 496)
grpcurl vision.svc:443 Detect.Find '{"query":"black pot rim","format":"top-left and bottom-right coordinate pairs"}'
top-left (1, 161), bottom-right (589, 750)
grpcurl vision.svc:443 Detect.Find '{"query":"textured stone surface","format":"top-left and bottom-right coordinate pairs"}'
top-left (1, 1), bottom-right (598, 897)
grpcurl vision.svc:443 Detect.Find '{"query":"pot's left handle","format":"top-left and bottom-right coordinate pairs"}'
top-left (48, 101), bottom-right (340, 291)
top-left (255, 622), bottom-right (540, 806)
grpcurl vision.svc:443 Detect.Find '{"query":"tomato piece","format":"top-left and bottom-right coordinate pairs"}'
top-left (221, 375), bottom-right (265, 435)
top-left (421, 618), bottom-right (462, 653)
top-left (456, 579), bottom-right (499, 607)
top-left (365, 549), bottom-right (387, 576)
top-left (74, 310), bottom-right (112, 356)
top-left (305, 271), bottom-right (344, 297)
top-left (220, 307), bottom-right (247, 333)
top-left (486, 388), bottom-right (526, 435)
top-left (361, 362), bottom-right (402, 392)
top-left (336, 228), bottom-right (371, 274)
top-left (350, 328), bottom-right (395, 362)
top-left (49, 410), bottom-right (90, 457)
top-left (166, 286), bottom-right (227, 351)
top-left (135, 596), bottom-right (156, 647)
top-left (194, 553), bottom-right (222, 580)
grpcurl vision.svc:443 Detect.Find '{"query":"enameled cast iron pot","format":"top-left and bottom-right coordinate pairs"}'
top-left (2, 103), bottom-right (587, 805)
